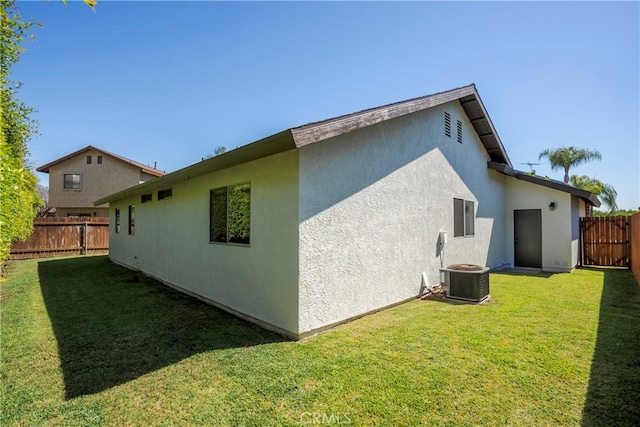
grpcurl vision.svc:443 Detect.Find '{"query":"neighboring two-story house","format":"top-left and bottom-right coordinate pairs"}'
top-left (37, 146), bottom-right (165, 217)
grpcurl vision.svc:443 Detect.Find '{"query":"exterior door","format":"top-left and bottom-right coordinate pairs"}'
top-left (514, 209), bottom-right (542, 268)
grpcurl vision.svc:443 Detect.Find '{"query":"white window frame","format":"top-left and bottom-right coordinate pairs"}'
top-left (454, 198), bottom-right (475, 237)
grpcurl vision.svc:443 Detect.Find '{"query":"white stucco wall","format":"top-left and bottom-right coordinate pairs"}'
top-left (505, 178), bottom-right (579, 272)
top-left (571, 196), bottom-right (586, 267)
top-left (297, 101), bottom-right (507, 335)
top-left (108, 150), bottom-right (300, 336)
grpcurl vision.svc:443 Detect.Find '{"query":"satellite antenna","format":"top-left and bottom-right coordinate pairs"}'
top-left (521, 162), bottom-right (540, 173)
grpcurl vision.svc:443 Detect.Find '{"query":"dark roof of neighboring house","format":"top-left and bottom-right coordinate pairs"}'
top-left (488, 161), bottom-right (601, 207)
top-left (95, 84), bottom-right (510, 205)
top-left (36, 145), bottom-right (166, 177)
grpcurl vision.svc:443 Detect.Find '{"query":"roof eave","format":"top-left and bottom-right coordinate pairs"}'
top-left (36, 145), bottom-right (166, 176)
top-left (290, 84), bottom-right (511, 166)
top-left (458, 88), bottom-right (512, 167)
top-left (36, 145), bottom-right (95, 173)
top-left (94, 130), bottom-right (296, 206)
top-left (291, 85), bottom-right (478, 147)
top-left (488, 161), bottom-right (601, 207)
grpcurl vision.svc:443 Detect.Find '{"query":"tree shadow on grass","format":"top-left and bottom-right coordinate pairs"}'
top-left (582, 268), bottom-right (640, 426)
top-left (38, 256), bottom-right (286, 399)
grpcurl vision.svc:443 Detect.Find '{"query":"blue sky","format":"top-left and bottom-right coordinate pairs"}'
top-left (12, 1), bottom-right (640, 210)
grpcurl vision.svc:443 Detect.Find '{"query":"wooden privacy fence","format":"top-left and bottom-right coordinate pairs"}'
top-left (580, 216), bottom-right (629, 267)
top-left (630, 213), bottom-right (640, 284)
top-left (9, 217), bottom-right (110, 260)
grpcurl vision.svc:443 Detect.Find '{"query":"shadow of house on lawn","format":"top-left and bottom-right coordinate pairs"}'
top-left (38, 256), bottom-right (285, 399)
top-left (582, 268), bottom-right (640, 426)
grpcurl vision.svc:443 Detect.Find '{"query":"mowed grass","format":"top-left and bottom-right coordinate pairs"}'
top-left (1, 256), bottom-right (639, 426)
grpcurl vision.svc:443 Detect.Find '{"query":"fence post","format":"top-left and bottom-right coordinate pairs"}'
top-left (579, 217), bottom-right (584, 267)
top-left (627, 219), bottom-right (631, 268)
top-left (83, 221), bottom-right (88, 255)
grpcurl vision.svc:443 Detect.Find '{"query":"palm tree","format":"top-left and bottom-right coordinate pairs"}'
top-left (570, 175), bottom-right (618, 213)
top-left (539, 146), bottom-right (602, 183)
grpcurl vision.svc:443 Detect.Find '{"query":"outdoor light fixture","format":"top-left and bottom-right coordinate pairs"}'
top-left (549, 202), bottom-right (556, 211)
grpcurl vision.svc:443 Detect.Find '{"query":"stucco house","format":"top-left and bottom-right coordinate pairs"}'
top-left (37, 146), bottom-right (165, 217)
top-left (96, 84), bottom-right (600, 339)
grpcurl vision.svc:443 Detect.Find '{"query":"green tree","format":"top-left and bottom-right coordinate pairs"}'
top-left (0, 0), bottom-right (41, 265)
top-left (593, 209), bottom-right (638, 217)
top-left (570, 175), bottom-right (619, 213)
top-left (538, 146), bottom-right (602, 183)
top-left (1, 0), bottom-right (96, 266)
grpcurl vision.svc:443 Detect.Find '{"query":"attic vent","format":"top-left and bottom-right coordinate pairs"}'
top-left (141, 193), bottom-right (152, 203)
top-left (457, 120), bottom-right (463, 143)
top-left (444, 112), bottom-right (451, 137)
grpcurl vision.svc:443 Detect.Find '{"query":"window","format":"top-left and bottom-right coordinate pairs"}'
top-left (87, 155), bottom-right (92, 164)
top-left (97, 155), bottom-right (103, 164)
top-left (457, 120), bottom-right (463, 143)
top-left (141, 193), bottom-right (152, 203)
top-left (158, 188), bottom-right (172, 200)
top-left (464, 200), bottom-right (474, 235)
top-left (128, 205), bottom-right (135, 235)
top-left (115, 208), bottom-right (121, 234)
top-left (454, 198), bottom-right (475, 237)
top-left (63, 174), bottom-right (81, 189)
top-left (444, 112), bottom-right (451, 137)
top-left (210, 183), bottom-right (250, 245)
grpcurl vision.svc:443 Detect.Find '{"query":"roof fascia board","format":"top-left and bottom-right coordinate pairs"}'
top-left (36, 145), bottom-right (94, 173)
top-left (291, 85), bottom-right (477, 147)
top-left (94, 130), bottom-right (296, 206)
top-left (488, 161), bottom-right (601, 207)
top-left (461, 88), bottom-right (512, 167)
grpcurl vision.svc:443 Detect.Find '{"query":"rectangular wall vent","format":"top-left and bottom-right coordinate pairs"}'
top-left (457, 120), bottom-right (463, 143)
top-left (444, 112), bottom-right (451, 137)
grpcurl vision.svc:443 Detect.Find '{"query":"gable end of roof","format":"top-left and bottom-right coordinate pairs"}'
top-left (36, 145), bottom-right (165, 177)
top-left (290, 84), bottom-right (511, 166)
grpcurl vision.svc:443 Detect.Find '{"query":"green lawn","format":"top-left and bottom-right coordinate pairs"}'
top-left (1, 256), bottom-right (639, 426)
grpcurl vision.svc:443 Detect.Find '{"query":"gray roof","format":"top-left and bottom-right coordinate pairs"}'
top-left (95, 84), bottom-right (510, 205)
top-left (291, 84), bottom-right (511, 166)
top-left (488, 162), bottom-right (601, 207)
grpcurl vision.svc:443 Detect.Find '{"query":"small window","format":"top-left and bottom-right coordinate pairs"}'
top-left (210, 183), bottom-right (250, 245)
top-left (464, 200), bottom-right (474, 235)
top-left (63, 174), bottom-right (81, 189)
top-left (444, 112), bottom-right (451, 137)
top-left (457, 120), bottom-right (463, 143)
top-left (454, 198), bottom-right (475, 237)
top-left (97, 155), bottom-right (103, 164)
top-left (158, 188), bottom-right (172, 200)
top-left (141, 194), bottom-right (152, 203)
top-left (115, 208), bottom-right (121, 234)
top-left (128, 205), bottom-right (135, 235)
top-left (87, 155), bottom-right (92, 164)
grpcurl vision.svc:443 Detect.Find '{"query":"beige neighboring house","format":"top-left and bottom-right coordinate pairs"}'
top-left (37, 146), bottom-right (165, 217)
